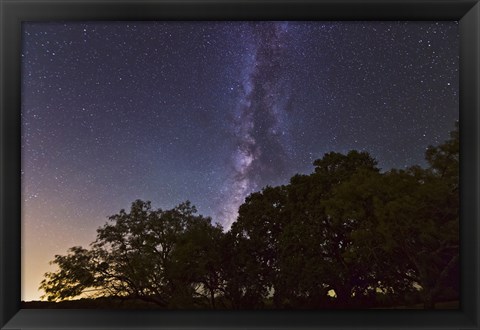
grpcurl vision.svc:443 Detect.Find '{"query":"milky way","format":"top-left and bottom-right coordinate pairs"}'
top-left (219, 22), bottom-right (294, 229)
top-left (21, 21), bottom-right (458, 300)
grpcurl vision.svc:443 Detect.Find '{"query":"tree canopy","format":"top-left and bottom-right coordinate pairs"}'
top-left (40, 123), bottom-right (459, 309)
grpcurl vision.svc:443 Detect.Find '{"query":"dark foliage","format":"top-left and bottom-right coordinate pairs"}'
top-left (39, 124), bottom-right (459, 309)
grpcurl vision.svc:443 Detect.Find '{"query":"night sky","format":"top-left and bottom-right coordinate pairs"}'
top-left (21, 21), bottom-right (458, 301)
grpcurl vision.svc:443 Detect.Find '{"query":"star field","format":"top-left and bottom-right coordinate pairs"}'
top-left (21, 21), bottom-right (458, 301)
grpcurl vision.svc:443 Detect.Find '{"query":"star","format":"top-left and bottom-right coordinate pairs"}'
top-left (21, 21), bottom-right (459, 301)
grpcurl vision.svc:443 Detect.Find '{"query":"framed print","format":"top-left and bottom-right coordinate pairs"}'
top-left (1, 0), bottom-right (479, 329)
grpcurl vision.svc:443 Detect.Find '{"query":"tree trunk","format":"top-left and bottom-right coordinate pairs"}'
top-left (334, 287), bottom-right (351, 307)
top-left (210, 289), bottom-right (216, 309)
top-left (423, 290), bottom-right (436, 309)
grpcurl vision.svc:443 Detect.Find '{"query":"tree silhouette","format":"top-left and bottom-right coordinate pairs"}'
top-left (228, 151), bottom-right (382, 308)
top-left (40, 200), bottom-right (224, 308)
top-left (40, 124), bottom-right (459, 309)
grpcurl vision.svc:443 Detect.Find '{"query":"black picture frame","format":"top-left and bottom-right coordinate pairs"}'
top-left (1, 0), bottom-right (478, 329)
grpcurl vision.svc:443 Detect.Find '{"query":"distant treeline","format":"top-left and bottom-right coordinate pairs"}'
top-left (39, 123), bottom-right (459, 309)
